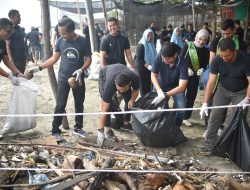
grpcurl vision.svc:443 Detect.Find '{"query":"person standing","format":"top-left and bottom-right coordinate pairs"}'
top-left (26, 27), bottom-right (41, 65)
top-left (135, 28), bottom-right (156, 96)
top-left (97, 64), bottom-right (140, 146)
top-left (184, 24), bottom-right (196, 42)
top-left (0, 18), bottom-right (24, 84)
top-left (100, 17), bottom-right (135, 69)
top-left (170, 27), bottom-right (184, 50)
top-left (28, 18), bottom-right (92, 143)
top-left (6, 9), bottom-right (26, 73)
top-left (200, 38), bottom-right (250, 155)
top-left (180, 29), bottom-right (209, 127)
top-left (94, 23), bottom-right (104, 52)
top-left (234, 19), bottom-right (244, 41)
top-left (151, 42), bottom-right (188, 127)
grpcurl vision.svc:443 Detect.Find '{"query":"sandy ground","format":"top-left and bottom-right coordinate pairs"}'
top-left (0, 54), bottom-right (249, 173)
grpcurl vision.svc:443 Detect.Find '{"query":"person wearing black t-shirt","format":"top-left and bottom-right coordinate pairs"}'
top-left (28, 18), bottom-right (92, 144)
top-left (203, 19), bottom-right (247, 137)
top-left (100, 17), bottom-right (135, 68)
top-left (180, 29), bottom-right (209, 127)
top-left (97, 64), bottom-right (140, 146)
top-left (200, 38), bottom-right (250, 154)
top-left (6, 10), bottom-right (26, 73)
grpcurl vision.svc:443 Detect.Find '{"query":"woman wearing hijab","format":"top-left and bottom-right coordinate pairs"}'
top-left (170, 27), bottom-right (184, 49)
top-left (135, 29), bottom-right (157, 96)
top-left (180, 29), bottom-right (209, 126)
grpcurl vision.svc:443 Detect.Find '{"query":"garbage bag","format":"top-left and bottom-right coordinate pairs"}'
top-left (213, 108), bottom-right (250, 171)
top-left (131, 92), bottom-right (187, 147)
top-left (1, 78), bottom-right (37, 136)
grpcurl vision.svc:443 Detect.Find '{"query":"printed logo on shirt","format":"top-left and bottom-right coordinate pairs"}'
top-left (64, 47), bottom-right (79, 64)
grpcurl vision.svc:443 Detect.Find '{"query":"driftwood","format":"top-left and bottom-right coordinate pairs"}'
top-left (221, 176), bottom-right (250, 190)
top-left (45, 172), bottom-right (96, 190)
top-left (116, 173), bottom-right (137, 190)
top-left (0, 172), bottom-right (92, 188)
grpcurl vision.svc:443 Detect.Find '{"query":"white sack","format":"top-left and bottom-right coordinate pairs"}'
top-left (1, 78), bottom-right (38, 135)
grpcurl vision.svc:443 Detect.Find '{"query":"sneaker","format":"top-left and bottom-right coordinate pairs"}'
top-left (203, 130), bottom-right (207, 138)
top-left (217, 128), bottom-right (223, 136)
top-left (52, 133), bottom-right (66, 143)
top-left (105, 129), bottom-right (116, 140)
top-left (183, 119), bottom-right (192, 127)
top-left (199, 145), bottom-right (213, 156)
top-left (73, 128), bottom-right (87, 138)
top-left (120, 123), bottom-right (133, 133)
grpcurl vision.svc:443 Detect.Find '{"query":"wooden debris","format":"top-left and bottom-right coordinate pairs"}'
top-left (204, 182), bottom-right (216, 190)
top-left (116, 173), bottom-right (137, 190)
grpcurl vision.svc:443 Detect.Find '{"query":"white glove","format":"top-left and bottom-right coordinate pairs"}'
top-left (8, 74), bottom-right (20, 86)
top-left (197, 68), bottom-right (204, 76)
top-left (146, 65), bottom-right (152, 71)
top-left (97, 129), bottom-right (105, 147)
top-left (188, 68), bottom-right (194, 76)
top-left (28, 66), bottom-right (40, 74)
top-left (152, 89), bottom-right (165, 105)
top-left (237, 97), bottom-right (250, 110)
top-left (200, 103), bottom-right (208, 119)
top-left (72, 69), bottom-right (83, 83)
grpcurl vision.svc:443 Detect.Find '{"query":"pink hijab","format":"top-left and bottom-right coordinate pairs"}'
top-left (194, 29), bottom-right (209, 47)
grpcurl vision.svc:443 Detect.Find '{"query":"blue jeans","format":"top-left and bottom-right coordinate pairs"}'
top-left (172, 92), bottom-right (186, 127)
top-left (202, 67), bottom-right (210, 90)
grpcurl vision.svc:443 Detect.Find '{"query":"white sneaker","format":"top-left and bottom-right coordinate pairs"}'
top-left (217, 128), bottom-right (223, 136)
top-left (203, 130), bottom-right (207, 138)
top-left (183, 120), bottom-right (192, 127)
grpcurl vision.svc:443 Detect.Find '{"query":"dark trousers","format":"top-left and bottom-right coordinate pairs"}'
top-left (52, 80), bottom-right (85, 134)
top-left (99, 69), bottom-right (131, 128)
top-left (136, 67), bottom-right (151, 96)
top-left (185, 75), bottom-right (199, 119)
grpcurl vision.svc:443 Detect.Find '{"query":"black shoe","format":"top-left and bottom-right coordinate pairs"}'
top-left (120, 123), bottom-right (133, 133)
top-left (199, 145), bottom-right (213, 156)
top-left (105, 129), bottom-right (116, 140)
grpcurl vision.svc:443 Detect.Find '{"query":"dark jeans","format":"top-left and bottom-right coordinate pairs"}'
top-left (52, 80), bottom-right (85, 134)
top-left (99, 69), bottom-right (131, 127)
top-left (184, 75), bottom-right (199, 119)
top-left (205, 84), bottom-right (247, 149)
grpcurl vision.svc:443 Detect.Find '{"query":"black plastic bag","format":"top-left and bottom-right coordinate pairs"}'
top-left (213, 108), bottom-right (250, 171)
top-left (131, 92), bottom-right (187, 147)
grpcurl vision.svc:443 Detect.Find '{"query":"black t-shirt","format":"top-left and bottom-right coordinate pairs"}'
top-left (55, 35), bottom-right (92, 81)
top-left (180, 43), bottom-right (209, 74)
top-left (83, 25), bottom-right (89, 39)
top-left (101, 64), bottom-right (140, 103)
top-left (100, 33), bottom-right (130, 65)
top-left (0, 40), bottom-right (7, 62)
top-left (210, 51), bottom-right (250, 92)
top-left (26, 31), bottom-right (40, 46)
top-left (210, 36), bottom-right (247, 53)
top-left (8, 25), bottom-right (26, 62)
